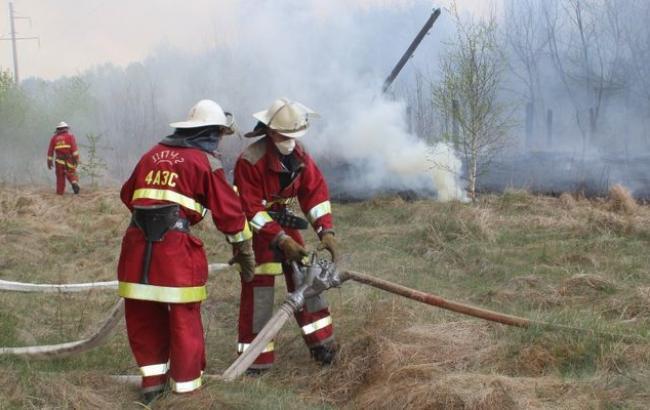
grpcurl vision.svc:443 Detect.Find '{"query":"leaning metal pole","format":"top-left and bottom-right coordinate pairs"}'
top-left (381, 8), bottom-right (441, 94)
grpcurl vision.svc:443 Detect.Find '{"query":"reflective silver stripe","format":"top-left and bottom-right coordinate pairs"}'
top-left (301, 316), bottom-right (332, 335)
top-left (250, 211), bottom-right (273, 231)
top-left (132, 188), bottom-right (207, 217)
top-left (140, 361), bottom-right (169, 377)
top-left (226, 220), bottom-right (252, 243)
top-left (237, 341), bottom-right (275, 353)
top-left (307, 201), bottom-right (331, 223)
top-left (171, 375), bottom-right (202, 393)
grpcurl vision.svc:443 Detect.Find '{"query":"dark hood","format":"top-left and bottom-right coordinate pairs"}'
top-left (160, 126), bottom-right (222, 154)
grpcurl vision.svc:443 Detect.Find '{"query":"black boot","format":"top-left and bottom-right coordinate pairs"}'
top-left (310, 342), bottom-right (338, 365)
top-left (244, 367), bottom-right (269, 377)
top-left (142, 389), bottom-right (164, 405)
top-left (72, 183), bottom-right (80, 194)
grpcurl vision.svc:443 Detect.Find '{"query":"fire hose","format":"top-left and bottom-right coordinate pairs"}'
top-left (0, 259), bottom-right (643, 373)
top-left (223, 255), bottom-right (646, 380)
top-left (0, 264), bottom-right (229, 357)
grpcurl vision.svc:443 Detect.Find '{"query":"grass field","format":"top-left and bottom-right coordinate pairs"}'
top-left (0, 185), bottom-right (649, 409)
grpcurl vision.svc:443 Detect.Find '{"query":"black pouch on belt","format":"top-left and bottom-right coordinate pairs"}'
top-left (268, 209), bottom-right (309, 230)
top-left (131, 204), bottom-right (182, 284)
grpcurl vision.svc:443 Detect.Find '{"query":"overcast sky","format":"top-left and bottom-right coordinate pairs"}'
top-left (0, 0), bottom-right (495, 81)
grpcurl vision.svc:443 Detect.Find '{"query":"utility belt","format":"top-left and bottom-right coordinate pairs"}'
top-left (130, 204), bottom-right (188, 284)
top-left (129, 214), bottom-right (190, 233)
top-left (55, 156), bottom-right (77, 168)
top-left (267, 206), bottom-right (309, 230)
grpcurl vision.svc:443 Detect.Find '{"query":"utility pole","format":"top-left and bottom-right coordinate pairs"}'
top-left (9, 1), bottom-right (18, 82)
top-left (2, 1), bottom-right (39, 84)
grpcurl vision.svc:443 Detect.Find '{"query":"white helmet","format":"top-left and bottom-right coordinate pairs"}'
top-left (56, 121), bottom-right (69, 129)
top-left (170, 99), bottom-right (235, 129)
top-left (253, 98), bottom-right (319, 138)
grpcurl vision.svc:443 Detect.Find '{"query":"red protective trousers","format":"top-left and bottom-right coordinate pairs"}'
top-left (238, 260), bottom-right (335, 369)
top-left (55, 163), bottom-right (78, 195)
top-left (124, 299), bottom-right (205, 393)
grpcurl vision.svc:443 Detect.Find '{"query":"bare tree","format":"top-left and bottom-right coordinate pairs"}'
top-left (433, 6), bottom-right (513, 200)
top-left (504, 0), bottom-right (549, 107)
top-left (543, 0), bottom-right (627, 155)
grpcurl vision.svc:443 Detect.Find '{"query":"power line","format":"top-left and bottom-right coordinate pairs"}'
top-left (1, 1), bottom-right (39, 83)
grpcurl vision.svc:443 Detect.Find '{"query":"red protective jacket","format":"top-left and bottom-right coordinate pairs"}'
top-left (234, 137), bottom-right (333, 274)
top-left (47, 131), bottom-right (79, 168)
top-left (117, 143), bottom-right (251, 303)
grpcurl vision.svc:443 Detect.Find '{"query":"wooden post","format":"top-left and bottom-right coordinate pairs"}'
top-left (546, 109), bottom-right (553, 147)
top-left (526, 102), bottom-right (534, 149)
top-left (452, 99), bottom-right (460, 149)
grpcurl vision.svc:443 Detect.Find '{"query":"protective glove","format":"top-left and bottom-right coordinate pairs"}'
top-left (47, 161), bottom-right (53, 170)
top-left (278, 234), bottom-right (309, 262)
top-left (229, 239), bottom-right (256, 283)
top-left (317, 232), bottom-right (339, 263)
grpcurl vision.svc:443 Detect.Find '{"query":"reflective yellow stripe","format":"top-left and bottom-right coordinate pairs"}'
top-left (234, 262), bottom-right (283, 275)
top-left (66, 162), bottom-right (76, 168)
top-left (140, 362), bottom-right (169, 377)
top-left (55, 159), bottom-right (66, 165)
top-left (47, 156), bottom-right (53, 160)
top-left (308, 201), bottom-right (331, 223)
top-left (250, 211), bottom-right (273, 231)
top-left (54, 145), bottom-right (71, 149)
top-left (226, 220), bottom-right (252, 243)
top-left (171, 375), bottom-right (202, 393)
top-left (118, 282), bottom-right (207, 303)
top-left (237, 341), bottom-right (275, 354)
top-left (256, 262), bottom-right (283, 275)
top-left (301, 316), bottom-right (332, 335)
top-left (72, 150), bottom-right (79, 156)
top-left (132, 188), bottom-right (207, 217)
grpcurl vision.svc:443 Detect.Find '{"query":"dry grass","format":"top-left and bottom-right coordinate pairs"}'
top-left (1, 185), bottom-right (650, 409)
top-left (559, 192), bottom-right (576, 209)
top-left (608, 184), bottom-right (638, 214)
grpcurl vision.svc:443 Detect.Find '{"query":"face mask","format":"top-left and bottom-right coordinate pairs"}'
top-left (275, 138), bottom-right (296, 155)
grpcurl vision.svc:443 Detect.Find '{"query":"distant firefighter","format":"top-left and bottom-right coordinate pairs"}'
top-left (116, 100), bottom-right (255, 403)
top-left (46, 121), bottom-right (80, 195)
top-left (234, 98), bottom-right (340, 373)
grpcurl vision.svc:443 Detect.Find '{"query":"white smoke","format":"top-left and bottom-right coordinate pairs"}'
top-left (9, 0), bottom-right (470, 200)
top-left (318, 94), bottom-right (467, 200)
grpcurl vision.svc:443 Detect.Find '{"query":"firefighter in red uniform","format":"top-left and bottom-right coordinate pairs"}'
top-left (47, 121), bottom-right (80, 195)
top-left (234, 98), bottom-right (340, 373)
top-left (116, 99), bottom-right (256, 403)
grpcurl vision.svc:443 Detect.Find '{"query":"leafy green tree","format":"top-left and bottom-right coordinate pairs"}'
top-left (433, 5), bottom-right (514, 200)
top-left (78, 133), bottom-right (110, 187)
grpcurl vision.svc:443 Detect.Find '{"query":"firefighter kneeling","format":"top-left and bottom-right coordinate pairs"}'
top-left (234, 98), bottom-right (340, 373)
top-left (116, 100), bottom-right (255, 403)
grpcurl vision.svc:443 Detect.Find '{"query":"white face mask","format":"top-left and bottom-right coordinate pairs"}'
top-left (275, 138), bottom-right (296, 155)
